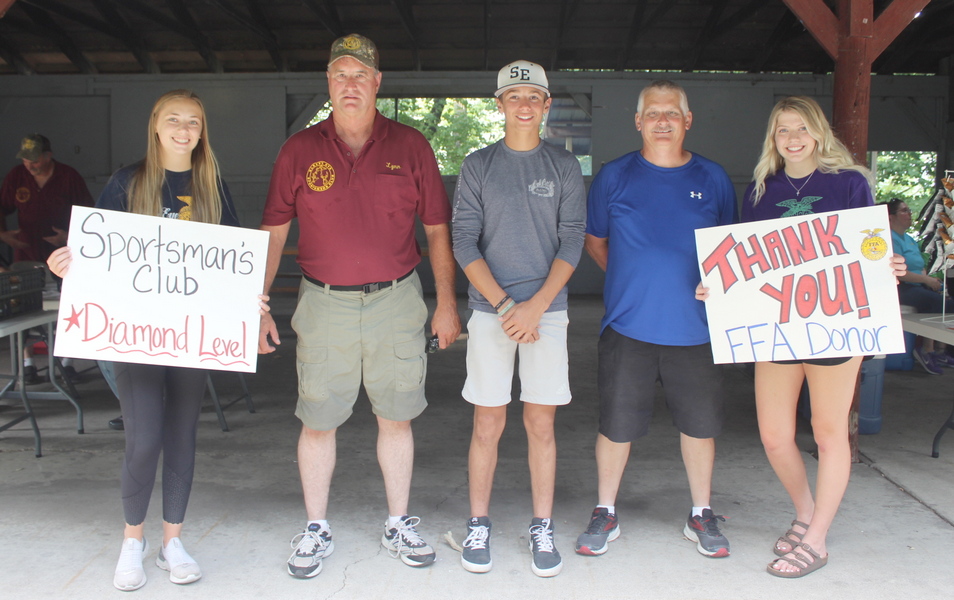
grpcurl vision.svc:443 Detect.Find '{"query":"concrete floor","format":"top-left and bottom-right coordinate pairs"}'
top-left (2, 295), bottom-right (954, 599)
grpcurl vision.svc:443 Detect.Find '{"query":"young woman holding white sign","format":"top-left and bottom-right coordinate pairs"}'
top-left (47, 89), bottom-right (268, 591)
top-left (698, 96), bottom-right (903, 578)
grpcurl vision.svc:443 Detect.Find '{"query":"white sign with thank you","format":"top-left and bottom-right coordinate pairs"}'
top-left (695, 205), bottom-right (906, 364)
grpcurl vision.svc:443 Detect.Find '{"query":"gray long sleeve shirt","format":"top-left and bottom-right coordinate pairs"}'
top-left (452, 139), bottom-right (586, 313)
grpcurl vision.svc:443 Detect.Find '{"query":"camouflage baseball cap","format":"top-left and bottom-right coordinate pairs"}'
top-left (328, 34), bottom-right (379, 70)
top-left (16, 134), bottom-right (51, 161)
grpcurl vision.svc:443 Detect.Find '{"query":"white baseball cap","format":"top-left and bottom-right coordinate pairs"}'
top-left (495, 60), bottom-right (549, 97)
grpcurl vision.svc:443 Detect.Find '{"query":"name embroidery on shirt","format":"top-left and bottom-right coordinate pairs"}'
top-left (386, 162), bottom-right (402, 170)
top-left (529, 179), bottom-right (555, 198)
top-left (306, 161), bottom-right (336, 192)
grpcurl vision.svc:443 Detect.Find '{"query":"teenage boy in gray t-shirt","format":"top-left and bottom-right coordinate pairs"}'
top-left (451, 60), bottom-right (586, 578)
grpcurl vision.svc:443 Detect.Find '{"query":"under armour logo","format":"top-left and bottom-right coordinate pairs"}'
top-left (690, 191), bottom-right (703, 199)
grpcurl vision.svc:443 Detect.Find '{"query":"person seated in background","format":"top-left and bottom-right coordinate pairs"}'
top-left (886, 198), bottom-right (954, 374)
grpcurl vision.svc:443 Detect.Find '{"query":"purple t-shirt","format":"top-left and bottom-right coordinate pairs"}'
top-left (741, 169), bottom-right (873, 223)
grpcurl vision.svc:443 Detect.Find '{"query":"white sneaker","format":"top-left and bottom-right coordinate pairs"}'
top-left (113, 537), bottom-right (148, 591)
top-left (156, 537), bottom-right (202, 584)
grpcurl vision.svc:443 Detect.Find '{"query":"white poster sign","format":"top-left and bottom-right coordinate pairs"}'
top-left (695, 204), bottom-right (905, 364)
top-left (54, 206), bottom-right (268, 373)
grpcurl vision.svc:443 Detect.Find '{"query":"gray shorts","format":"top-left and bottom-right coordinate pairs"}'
top-left (292, 271), bottom-right (428, 430)
top-left (598, 326), bottom-right (724, 442)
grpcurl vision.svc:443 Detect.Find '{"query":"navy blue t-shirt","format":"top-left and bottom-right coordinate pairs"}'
top-left (96, 163), bottom-right (240, 227)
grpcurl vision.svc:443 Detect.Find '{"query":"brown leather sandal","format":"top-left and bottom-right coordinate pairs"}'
top-left (773, 520), bottom-right (809, 557)
top-left (766, 542), bottom-right (828, 578)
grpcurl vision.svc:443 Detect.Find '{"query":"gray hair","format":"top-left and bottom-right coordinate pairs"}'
top-left (637, 80), bottom-right (690, 115)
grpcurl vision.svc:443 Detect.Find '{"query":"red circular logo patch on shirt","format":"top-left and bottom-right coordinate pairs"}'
top-left (15, 186), bottom-right (30, 203)
top-left (306, 162), bottom-right (335, 192)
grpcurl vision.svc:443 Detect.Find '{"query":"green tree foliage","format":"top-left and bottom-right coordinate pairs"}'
top-left (377, 98), bottom-right (504, 174)
top-left (307, 97), bottom-right (595, 176)
top-left (874, 150), bottom-right (937, 219)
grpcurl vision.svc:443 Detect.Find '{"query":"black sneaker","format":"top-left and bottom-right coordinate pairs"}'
top-left (381, 516), bottom-right (436, 567)
top-left (108, 415), bottom-right (124, 431)
top-left (22, 365), bottom-right (40, 385)
top-left (461, 516), bottom-right (492, 573)
top-left (287, 523), bottom-right (334, 578)
top-left (61, 365), bottom-right (81, 382)
top-left (575, 507), bottom-right (620, 556)
top-left (683, 508), bottom-right (730, 558)
top-left (528, 517), bottom-right (562, 577)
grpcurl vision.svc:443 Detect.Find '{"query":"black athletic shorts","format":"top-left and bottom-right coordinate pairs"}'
top-left (598, 326), bottom-right (724, 442)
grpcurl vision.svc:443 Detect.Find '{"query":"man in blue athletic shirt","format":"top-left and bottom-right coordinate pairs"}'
top-left (574, 80), bottom-right (737, 559)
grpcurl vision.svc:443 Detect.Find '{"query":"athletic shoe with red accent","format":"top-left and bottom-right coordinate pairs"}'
top-left (683, 509), bottom-right (730, 558)
top-left (575, 507), bottom-right (620, 555)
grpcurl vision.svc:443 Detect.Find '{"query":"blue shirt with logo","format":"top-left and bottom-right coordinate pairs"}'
top-left (587, 151), bottom-right (737, 345)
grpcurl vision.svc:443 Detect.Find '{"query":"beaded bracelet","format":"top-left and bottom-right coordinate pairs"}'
top-left (494, 294), bottom-right (512, 312)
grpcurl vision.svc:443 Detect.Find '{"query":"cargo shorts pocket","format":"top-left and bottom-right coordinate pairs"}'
top-left (393, 339), bottom-right (425, 392)
top-left (297, 346), bottom-right (329, 401)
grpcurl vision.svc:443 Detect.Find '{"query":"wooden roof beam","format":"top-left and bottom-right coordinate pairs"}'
top-left (22, 0), bottom-right (160, 73)
top-left (706, 0), bottom-right (774, 44)
top-left (118, 0), bottom-right (224, 73)
top-left (164, 0), bottom-right (222, 73)
top-left (750, 11), bottom-right (799, 73)
top-left (617, 0), bottom-right (674, 71)
top-left (783, 0), bottom-right (931, 162)
top-left (301, 0), bottom-right (343, 39)
top-left (483, 0), bottom-right (491, 70)
top-left (204, 0), bottom-right (286, 71)
top-left (390, 0), bottom-right (421, 70)
top-left (685, 0), bottom-right (729, 72)
top-left (17, 1), bottom-right (96, 73)
top-left (550, 0), bottom-right (580, 72)
top-left (1, 0), bottom-right (18, 18)
top-left (876, 3), bottom-right (953, 73)
top-left (0, 32), bottom-right (36, 74)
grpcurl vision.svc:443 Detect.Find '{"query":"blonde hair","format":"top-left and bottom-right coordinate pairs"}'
top-left (750, 96), bottom-right (873, 205)
top-left (127, 89), bottom-right (223, 224)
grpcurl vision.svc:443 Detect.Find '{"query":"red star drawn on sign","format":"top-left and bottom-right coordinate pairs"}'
top-left (63, 305), bottom-right (82, 332)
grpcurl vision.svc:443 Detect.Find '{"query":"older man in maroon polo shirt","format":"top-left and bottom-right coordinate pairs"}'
top-left (0, 134), bottom-right (93, 264)
top-left (259, 34), bottom-right (460, 579)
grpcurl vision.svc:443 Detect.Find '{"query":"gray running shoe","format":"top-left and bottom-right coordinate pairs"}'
top-left (683, 508), bottom-right (730, 558)
top-left (461, 516), bottom-right (492, 573)
top-left (576, 507), bottom-right (620, 555)
top-left (287, 523), bottom-right (335, 578)
top-left (382, 516), bottom-right (436, 567)
top-left (528, 517), bottom-right (563, 577)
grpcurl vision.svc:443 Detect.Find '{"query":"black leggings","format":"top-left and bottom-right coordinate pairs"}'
top-left (115, 363), bottom-right (207, 526)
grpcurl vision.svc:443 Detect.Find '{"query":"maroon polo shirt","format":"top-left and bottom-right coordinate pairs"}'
top-left (0, 161), bottom-right (93, 262)
top-left (262, 111), bottom-right (451, 286)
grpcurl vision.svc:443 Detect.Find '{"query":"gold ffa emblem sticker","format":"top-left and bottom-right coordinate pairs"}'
top-left (860, 228), bottom-right (888, 261)
top-left (178, 196), bottom-right (194, 221)
top-left (306, 161), bottom-right (335, 192)
top-left (15, 186), bottom-right (31, 203)
top-left (342, 36), bottom-right (362, 50)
